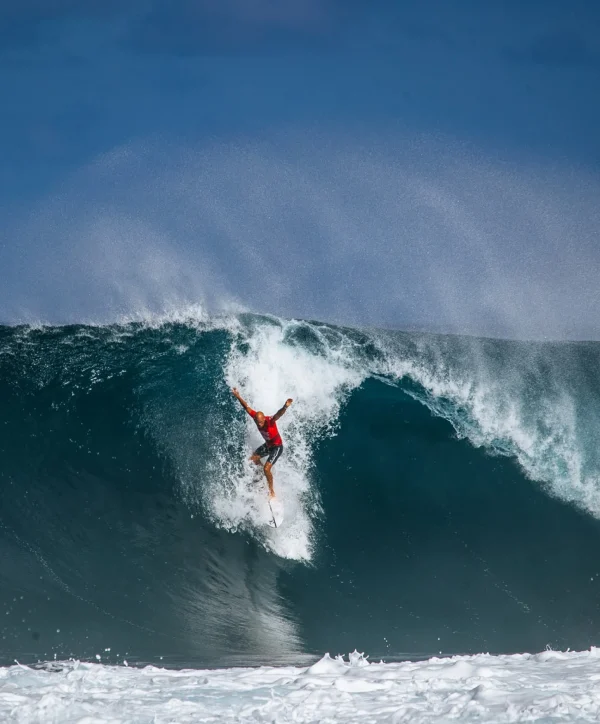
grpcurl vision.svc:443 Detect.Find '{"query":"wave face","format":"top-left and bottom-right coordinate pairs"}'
top-left (1, 315), bottom-right (600, 667)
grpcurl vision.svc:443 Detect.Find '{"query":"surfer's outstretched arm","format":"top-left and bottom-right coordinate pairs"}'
top-left (272, 398), bottom-right (293, 421)
top-left (232, 387), bottom-right (254, 416)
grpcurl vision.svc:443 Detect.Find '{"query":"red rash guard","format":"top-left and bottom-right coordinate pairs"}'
top-left (250, 410), bottom-right (282, 447)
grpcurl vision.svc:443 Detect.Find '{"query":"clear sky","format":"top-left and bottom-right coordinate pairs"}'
top-left (1, 1), bottom-right (599, 338)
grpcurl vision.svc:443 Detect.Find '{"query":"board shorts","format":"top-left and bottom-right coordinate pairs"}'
top-left (253, 443), bottom-right (283, 466)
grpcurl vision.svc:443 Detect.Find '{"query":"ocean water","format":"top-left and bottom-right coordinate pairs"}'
top-left (1, 312), bottom-right (600, 721)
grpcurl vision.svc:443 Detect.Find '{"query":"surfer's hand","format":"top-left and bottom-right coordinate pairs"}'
top-left (232, 387), bottom-right (240, 398)
top-left (285, 398), bottom-right (293, 407)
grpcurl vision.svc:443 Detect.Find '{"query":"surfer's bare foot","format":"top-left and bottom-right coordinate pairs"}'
top-left (268, 490), bottom-right (276, 500)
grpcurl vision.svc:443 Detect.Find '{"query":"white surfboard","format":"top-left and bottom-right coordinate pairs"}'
top-left (267, 498), bottom-right (284, 528)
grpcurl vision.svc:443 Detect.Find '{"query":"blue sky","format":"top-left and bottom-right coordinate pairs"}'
top-left (1, 1), bottom-right (599, 337)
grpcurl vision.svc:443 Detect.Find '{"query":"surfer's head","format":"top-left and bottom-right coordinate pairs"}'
top-left (255, 411), bottom-right (266, 427)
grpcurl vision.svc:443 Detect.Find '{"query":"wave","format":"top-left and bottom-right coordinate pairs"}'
top-left (1, 313), bottom-right (600, 666)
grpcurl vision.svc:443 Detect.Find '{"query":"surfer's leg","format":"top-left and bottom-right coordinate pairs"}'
top-left (264, 462), bottom-right (275, 499)
top-left (250, 443), bottom-right (268, 466)
top-left (263, 445), bottom-right (283, 499)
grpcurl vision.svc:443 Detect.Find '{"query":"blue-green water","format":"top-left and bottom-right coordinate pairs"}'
top-left (1, 315), bottom-right (600, 667)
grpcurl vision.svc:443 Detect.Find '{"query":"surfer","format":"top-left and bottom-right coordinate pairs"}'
top-left (232, 388), bottom-right (293, 499)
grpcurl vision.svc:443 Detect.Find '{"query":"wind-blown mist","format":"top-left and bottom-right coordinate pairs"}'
top-left (2, 135), bottom-right (599, 339)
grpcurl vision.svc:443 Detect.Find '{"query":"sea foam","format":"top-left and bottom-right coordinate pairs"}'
top-left (3, 648), bottom-right (600, 723)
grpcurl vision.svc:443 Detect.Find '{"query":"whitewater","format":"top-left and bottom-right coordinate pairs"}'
top-left (2, 312), bottom-right (600, 721)
top-left (4, 649), bottom-right (600, 723)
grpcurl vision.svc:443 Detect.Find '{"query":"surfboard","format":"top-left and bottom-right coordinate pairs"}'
top-left (267, 498), bottom-right (284, 528)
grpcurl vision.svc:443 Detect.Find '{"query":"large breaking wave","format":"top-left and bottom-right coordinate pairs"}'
top-left (1, 312), bottom-right (600, 667)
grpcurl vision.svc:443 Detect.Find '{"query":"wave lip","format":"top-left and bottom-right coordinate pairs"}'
top-left (371, 330), bottom-right (600, 519)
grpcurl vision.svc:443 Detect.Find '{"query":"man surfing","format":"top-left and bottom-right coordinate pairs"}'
top-left (232, 388), bottom-right (293, 499)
